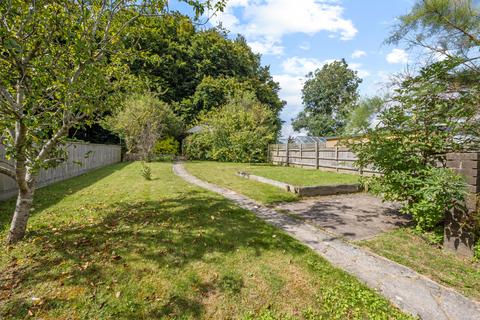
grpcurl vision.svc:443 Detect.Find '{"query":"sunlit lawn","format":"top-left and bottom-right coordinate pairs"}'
top-left (0, 162), bottom-right (411, 319)
top-left (184, 161), bottom-right (358, 205)
top-left (244, 164), bottom-right (359, 186)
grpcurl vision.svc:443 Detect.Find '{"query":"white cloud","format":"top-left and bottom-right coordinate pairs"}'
top-left (281, 57), bottom-right (330, 75)
top-left (210, 0), bottom-right (357, 55)
top-left (386, 48), bottom-right (408, 64)
top-left (248, 39), bottom-right (284, 56)
top-left (350, 62), bottom-right (370, 78)
top-left (351, 50), bottom-right (366, 59)
top-left (273, 74), bottom-right (305, 120)
top-left (282, 57), bottom-right (370, 79)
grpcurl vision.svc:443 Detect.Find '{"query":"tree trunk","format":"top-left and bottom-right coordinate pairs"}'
top-left (7, 188), bottom-right (35, 244)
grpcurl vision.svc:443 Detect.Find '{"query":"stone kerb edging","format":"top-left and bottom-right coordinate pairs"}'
top-left (237, 171), bottom-right (362, 197)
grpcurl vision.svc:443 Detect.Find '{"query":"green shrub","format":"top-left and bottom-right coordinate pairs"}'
top-left (153, 136), bottom-right (180, 155)
top-left (351, 59), bottom-right (478, 232)
top-left (109, 93), bottom-right (183, 161)
top-left (474, 240), bottom-right (480, 260)
top-left (184, 92), bottom-right (277, 163)
top-left (403, 168), bottom-right (466, 231)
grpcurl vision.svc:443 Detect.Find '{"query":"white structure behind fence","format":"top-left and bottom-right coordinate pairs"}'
top-left (0, 142), bottom-right (121, 201)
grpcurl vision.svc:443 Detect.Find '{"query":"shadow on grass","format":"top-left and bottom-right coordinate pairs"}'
top-left (1, 191), bottom-right (308, 318)
top-left (0, 162), bottom-right (131, 231)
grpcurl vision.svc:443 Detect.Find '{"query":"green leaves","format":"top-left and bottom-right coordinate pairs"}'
top-left (292, 59), bottom-right (362, 136)
top-left (124, 13), bottom-right (283, 127)
top-left (184, 92), bottom-right (276, 163)
top-left (109, 92), bottom-right (182, 160)
top-left (351, 59), bottom-right (478, 231)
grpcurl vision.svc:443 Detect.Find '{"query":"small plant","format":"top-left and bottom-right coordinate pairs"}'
top-left (140, 162), bottom-right (152, 180)
top-left (474, 240), bottom-right (480, 261)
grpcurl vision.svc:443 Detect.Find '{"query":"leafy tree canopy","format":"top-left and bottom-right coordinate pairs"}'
top-left (0, 0), bottom-right (219, 243)
top-left (292, 59), bottom-right (362, 136)
top-left (123, 13), bottom-right (284, 125)
top-left (177, 76), bottom-right (283, 133)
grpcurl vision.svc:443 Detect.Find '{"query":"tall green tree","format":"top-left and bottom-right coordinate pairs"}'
top-left (292, 59), bottom-right (362, 136)
top-left (0, 0), bottom-right (221, 243)
top-left (123, 14), bottom-right (284, 125)
top-left (178, 76), bottom-right (283, 133)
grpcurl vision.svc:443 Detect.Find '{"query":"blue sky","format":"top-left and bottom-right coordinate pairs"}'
top-left (173, 0), bottom-right (417, 138)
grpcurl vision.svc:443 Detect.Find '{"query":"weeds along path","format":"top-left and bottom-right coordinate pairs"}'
top-left (173, 161), bottom-right (480, 320)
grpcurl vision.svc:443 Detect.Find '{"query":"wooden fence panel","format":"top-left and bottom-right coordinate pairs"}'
top-left (268, 144), bottom-right (374, 174)
top-left (0, 142), bottom-right (122, 201)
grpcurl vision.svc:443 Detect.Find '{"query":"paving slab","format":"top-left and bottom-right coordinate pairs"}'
top-left (173, 162), bottom-right (480, 320)
top-left (276, 194), bottom-right (410, 240)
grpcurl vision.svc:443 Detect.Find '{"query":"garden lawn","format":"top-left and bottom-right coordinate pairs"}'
top-left (245, 164), bottom-right (359, 186)
top-left (184, 162), bottom-right (358, 205)
top-left (359, 228), bottom-right (480, 301)
top-left (0, 162), bottom-right (412, 319)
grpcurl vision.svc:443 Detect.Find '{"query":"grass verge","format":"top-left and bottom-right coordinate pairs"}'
top-left (358, 228), bottom-right (480, 301)
top-left (0, 162), bottom-right (411, 319)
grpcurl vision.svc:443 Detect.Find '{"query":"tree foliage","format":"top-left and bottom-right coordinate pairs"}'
top-left (124, 14), bottom-right (284, 126)
top-left (109, 93), bottom-right (182, 160)
top-left (153, 136), bottom-right (180, 155)
top-left (388, 0), bottom-right (480, 72)
top-left (178, 76), bottom-right (283, 132)
top-left (292, 59), bottom-right (362, 136)
top-left (350, 59), bottom-right (480, 230)
top-left (184, 93), bottom-right (277, 163)
top-left (344, 96), bottom-right (384, 134)
top-left (0, 0), bottom-right (218, 243)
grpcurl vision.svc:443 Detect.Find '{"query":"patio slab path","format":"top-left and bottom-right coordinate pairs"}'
top-left (173, 162), bottom-right (480, 320)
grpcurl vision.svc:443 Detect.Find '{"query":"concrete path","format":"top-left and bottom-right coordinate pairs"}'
top-left (173, 162), bottom-right (480, 320)
top-left (276, 194), bottom-right (410, 241)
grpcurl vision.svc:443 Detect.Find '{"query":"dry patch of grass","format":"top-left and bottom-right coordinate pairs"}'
top-left (0, 162), bottom-right (411, 319)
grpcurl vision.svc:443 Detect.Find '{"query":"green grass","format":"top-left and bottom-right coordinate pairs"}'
top-left (184, 162), bottom-right (358, 205)
top-left (0, 162), bottom-right (411, 319)
top-left (359, 228), bottom-right (480, 301)
top-left (244, 164), bottom-right (359, 186)
top-left (184, 162), bottom-right (299, 204)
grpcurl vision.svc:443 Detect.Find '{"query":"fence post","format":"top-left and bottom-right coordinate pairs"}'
top-left (315, 141), bottom-right (319, 170)
top-left (286, 143), bottom-right (290, 166)
top-left (299, 144), bottom-right (303, 167)
top-left (335, 146), bottom-right (339, 172)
